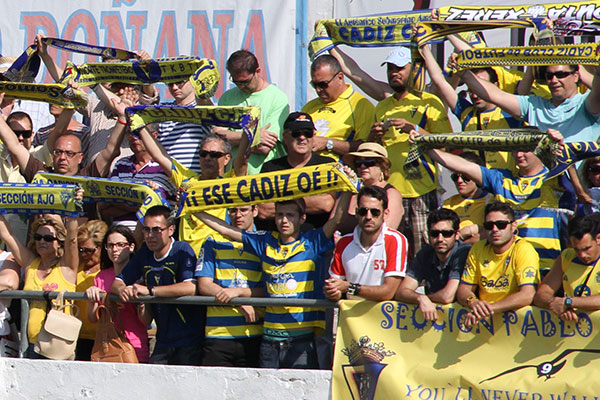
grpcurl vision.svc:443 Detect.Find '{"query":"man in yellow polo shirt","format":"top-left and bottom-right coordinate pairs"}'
top-left (369, 47), bottom-right (451, 257)
top-left (457, 201), bottom-right (539, 329)
top-left (534, 216), bottom-right (600, 320)
top-left (302, 55), bottom-right (375, 161)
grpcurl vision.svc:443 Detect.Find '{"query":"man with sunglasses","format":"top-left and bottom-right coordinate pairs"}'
top-left (257, 112), bottom-right (335, 232)
top-left (113, 205), bottom-right (203, 366)
top-left (368, 47), bottom-right (451, 259)
top-left (324, 185), bottom-right (408, 302)
top-left (396, 208), bottom-right (470, 320)
top-left (457, 202), bottom-right (539, 329)
top-left (216, 49), bottom-right (289, 175)
top-left (196, 205), bottom-right (264, 367)
top-left (534, 216), bottom-right (600, 320)
top-left (301, 55), bottom-right (375, 161)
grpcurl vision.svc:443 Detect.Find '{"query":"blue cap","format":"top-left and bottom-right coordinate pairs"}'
top-left (381, 47), bottom-right (411, 67)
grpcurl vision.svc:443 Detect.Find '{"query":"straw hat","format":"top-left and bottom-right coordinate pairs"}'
top-left (342, 142), bottom-right (390, 168)
top-left (0, 56), bottom-right (16, 74)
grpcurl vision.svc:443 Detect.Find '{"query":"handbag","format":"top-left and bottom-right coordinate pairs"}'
top-left (90, 293), bottom-right (138, 363)
top-left (34, 290), bottom-right (82, 360)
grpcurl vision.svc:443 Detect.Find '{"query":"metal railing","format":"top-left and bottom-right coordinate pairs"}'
top-left (0, 290), bottom-right (339, 358)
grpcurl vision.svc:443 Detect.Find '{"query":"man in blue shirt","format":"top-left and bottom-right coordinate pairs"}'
top-left (112, 205), bottom-right (203, 366)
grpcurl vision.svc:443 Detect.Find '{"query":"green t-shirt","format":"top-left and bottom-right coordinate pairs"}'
top-left (218, 84), bottom-right (290, 175)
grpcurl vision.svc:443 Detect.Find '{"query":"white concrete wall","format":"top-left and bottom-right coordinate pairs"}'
top-left (0, 359), bottom-right (332, 400)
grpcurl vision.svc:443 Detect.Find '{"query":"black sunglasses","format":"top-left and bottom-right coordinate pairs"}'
top-left (429, 229), bottom-right (456, 238)
top-left (356, 207), bottom-right (382, 217)
top-left (79, 247), bottom-right (98, 254)
top-left (34, 233), bottom-right (57, 242)
top-left (199, 150), bottom-right (226, 159)
top-left (589, 166), bottom-right (600, 174)
top-left (483, 220), bottom-right (513, 230)
top-left (291, 130), bottom-right (314, 139)
top-left (545, 70), bottom-right (573, 80)
top-left (13, 129), bottom-right (32, 139)
top-left (451, 173), bottom-right (471, 183)
top-left (309, 71), bottom-right (340, 90)
top-left (355, 159), bottom-right (378, 168)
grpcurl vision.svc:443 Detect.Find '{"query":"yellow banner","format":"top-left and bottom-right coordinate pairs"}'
top-left (438, 1), bottom-right (600, 23)
top-left (0, 183), bottom-right (81, 217)
top-left (177, 162), bottom-right (358, 216)
top-left (455, 43), bottom-right (600, 70)
top-left (333, 300), bottom-right (600, 399)
top-left (308, 11), bottom-right (432, 60)
top-left (32, 173), bottom-right (167, 223)
top-left (0, 82), bottom-right (88, 108)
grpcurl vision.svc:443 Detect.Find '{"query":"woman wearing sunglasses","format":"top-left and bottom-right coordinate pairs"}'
top-left (335, 142), bottom-right (404, 235)
top-left (577, 156), bottom-right (600, 216)
top-left (85, 225), bottom-right (149, 362)
top-left (73, 220), bottom-right (108, 360)
top-left (0, 213), bottom-right (79, 358)
top-left (442, 152), bottom-right (490, 244)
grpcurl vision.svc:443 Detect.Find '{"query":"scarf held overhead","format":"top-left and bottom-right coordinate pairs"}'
top-left (0, 183), bottom-right (82, 217)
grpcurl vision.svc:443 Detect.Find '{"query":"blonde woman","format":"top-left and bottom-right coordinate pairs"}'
top-left (0, 213), bottom-right (78, 358)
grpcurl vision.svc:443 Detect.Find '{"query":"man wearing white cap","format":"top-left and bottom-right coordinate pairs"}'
top-left (301, 55), bottom-right (375, 161)
top-left (369, 47), bottom-right (451, 257)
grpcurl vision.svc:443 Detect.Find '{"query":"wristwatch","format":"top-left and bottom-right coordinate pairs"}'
top-left (347, 282), bottom-right (361, 296)
top-left (564, 296), bottom-right (573, 310)
top-left (326, 139), bottom-right (334, 151)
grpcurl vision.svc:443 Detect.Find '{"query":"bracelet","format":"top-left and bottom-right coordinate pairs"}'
top-left (150, 287), bottom-right (155, 296)
top-left (466, 295), bottom-right (477, 307)
top-left (117, 118), bottom-right (127, 126)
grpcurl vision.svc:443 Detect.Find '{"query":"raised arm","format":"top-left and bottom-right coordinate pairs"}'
top-left (421, 44), bottom-right (458, 110)
top-left (585, 66), bottom-right (600, 114)
top-left (329, 47), bottom-right (392, 101)
top-left (323, 190), bottom-right (352, 239)
top-left (138, 124), bottom-right (173, 177)
top-left (232, 132), bottom-right (250, 177)
top-left (456, 69), bottom-right (521, 118)
top-left (35, 34), bottom-right (63, 82)
top-left (196, 211), bottom-right (243, 242)
top-left (424, 145), bottom-right (483, 186)
top-left (0, 215), bottom-right (36, 269)
top-left (62, 214), bottom-right (80, 276)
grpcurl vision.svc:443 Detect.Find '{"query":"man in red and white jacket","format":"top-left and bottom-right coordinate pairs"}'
top-left (324, 185), bottom-right (408, 301)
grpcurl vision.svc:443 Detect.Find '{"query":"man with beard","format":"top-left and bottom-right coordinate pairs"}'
top-left (369, 47), bottom-right (451, 257)
top-left (395, 208), bottom-right (471, 321)
top-left (457, 201), bottom-right (539, 329)
top-left (324, 185), bottom-right (408, 301)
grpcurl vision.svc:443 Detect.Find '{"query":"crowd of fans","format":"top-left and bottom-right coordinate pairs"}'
top-left (0, 20), bottom-right (597, 372)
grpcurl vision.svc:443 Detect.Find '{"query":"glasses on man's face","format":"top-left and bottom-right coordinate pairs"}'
top-left (199, 150), bottom-right (227, 159)
top-left (589, 166), bottom-right (600, 175)
top-left (545, 70), bottom-right (574, 80)
top-left (53, 149), bottom-right (81, 158)
top-left (451, 173), bottom-right (471, 183)
top-left (310, 72), bottom-right (340, 90)
top-left (105, 242), bottom-right (130, 250)
top-left (79, 247), bottom-right (98, 255)
top-left (483, 220), bottom-right (513, 230)
top-left (229, 72), bottom-right (256, 86)
top-left (34, 233), bottom-right (57, 242)
top-left (429, 229), bottom-right (456, 238)
top-left (13, 129), bottom-right (32, 139)
top-left (356, 207), bottom-right (382, 217)
top-left (167, 80), bottom-right (188, 88)
top-left (290, 130), bottom-right (314, 139)
top-left (142, 226), bottom-right (169, 235)
top-left (355, 158), bottom-right (378, 169)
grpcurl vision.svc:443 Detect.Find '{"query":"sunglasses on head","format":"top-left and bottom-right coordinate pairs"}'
top-left (199, 150), bottom-right (226, 159)
top-left (429, 229), bottom-right (456, 238)
top-left (589, 166), bottom-right (600, 174)
top-left (356, 207), bottom-right (382, 217)
top-left (483, 220), bottom-right (513, 230)
top-left (545, 70), bottom-right (574, 80)
top-left (355, 158), bottom-right (378, 168)
top-left (291, 130), bottom-right (314, 139)
top-left (34, 233), bottom-right (57, 242)
top-left (451, 173), bottom-right (471, 183)
top-left (13, 129), bottom-right (32, 139)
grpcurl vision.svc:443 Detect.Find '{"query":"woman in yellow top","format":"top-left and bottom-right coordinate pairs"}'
top-left (0, 213), bottom-right (79, 358)
top-left (74, 220), bottom-right (107, 361)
